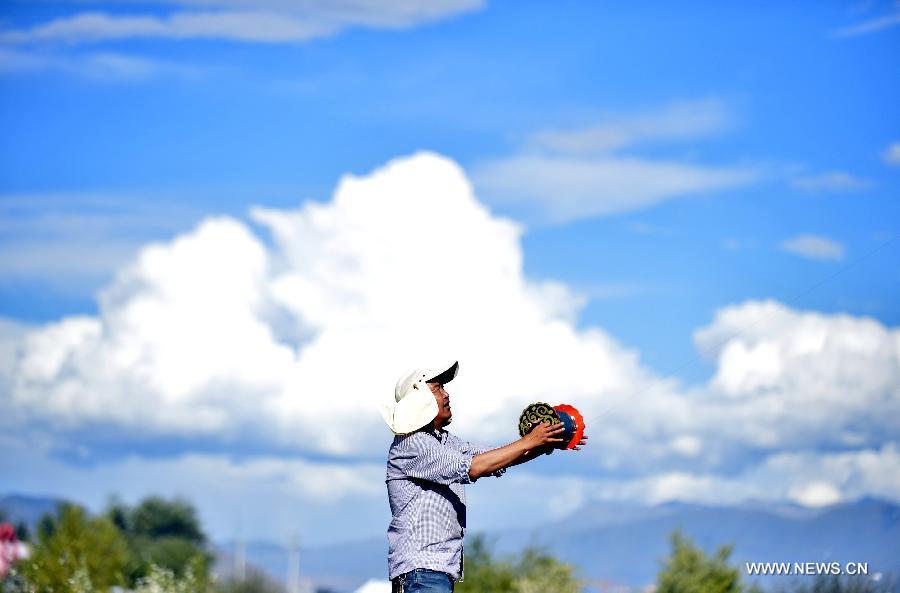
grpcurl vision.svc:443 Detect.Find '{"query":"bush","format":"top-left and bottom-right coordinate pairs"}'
top-left (105, 496), bottom-right (212, 586)
top-left (657, 530), bottom-right (760, 593)
top-left (18, 503), bottom-right (129, 593)
top-left (134, 563), bottom-right (202, 593)
top-left (213, 567), bottom-right (286, 593)
top-left (455, 534), bottom-right (582, 593)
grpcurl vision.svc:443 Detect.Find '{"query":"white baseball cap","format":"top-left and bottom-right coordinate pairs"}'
top-left (380, 361), bottom-right (459, 435)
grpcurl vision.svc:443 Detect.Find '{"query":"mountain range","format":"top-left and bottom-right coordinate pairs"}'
top-left (3, 494), bottom-right (898, 592)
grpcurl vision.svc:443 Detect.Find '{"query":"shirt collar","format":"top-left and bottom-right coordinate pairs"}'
top-left (420, 425), bottom-right (446, 442)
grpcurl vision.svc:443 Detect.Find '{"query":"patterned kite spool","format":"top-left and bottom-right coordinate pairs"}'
top-left (517, 402), bottom-right (586, 450)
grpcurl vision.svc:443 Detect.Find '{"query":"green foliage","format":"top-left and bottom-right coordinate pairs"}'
top-left (18, 503), bottom-right (129, 593)
top-left (4, 496), bottom-right (216, 593)
top-left (455, 534), bottom-right (582, 593)
top-left (127, 497), bottom-right (206, 544)
top-left (213, 568), bottom-right (286, 593)
top-left (133, 561), bottom-right (205, 593)
top-left (0, 566), bottom-right (34, 593)
top-left (777, 575), bottom-right (900, 593)
top-left (105, 496), bottom-right (212, 586)
top-left (512, 547), bottom-right (582, 593)
top-left (657, 530), bottom-right (759, 593)
top-left (13, 522), bottom-right (29, 544)
top-left (35, 514), bottom-right (56, 541)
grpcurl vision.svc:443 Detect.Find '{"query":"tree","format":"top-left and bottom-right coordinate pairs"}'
top-left (456, 535), bottom-right (516, 593)
top-left (776, 574), bottom-right (900, 593)
top-left (456, 534), bottom-right (582, 593)
top-left (104, 495), bottom-right (213, 586)
top-left (512, 546), bottom-right (582, 593)
top-left (657, 530), bottom-right (759, 593)
top-left (19, 503), bottom-right (129, 593)
top-left (128, 496), bottom-right (206, 544)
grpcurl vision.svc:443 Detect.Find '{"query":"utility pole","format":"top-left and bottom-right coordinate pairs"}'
top-left (234, 538), bottom-right (246, 581)
top-left (287, 532), bottom-right (300, 593)
top-left (234, 510), bottom-right (245, 582)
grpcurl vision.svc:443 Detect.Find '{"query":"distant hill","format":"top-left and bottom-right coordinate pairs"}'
top-left (5, 493), bottom-right (897, 592)
top-left (215, 497), bottom-right (900, 592)
top-left (493, 496), bottom-right (900, 590)
top-left (0, 494), bottom-right (65, 532)
top-left (212, 537), bottom-right (387, 592)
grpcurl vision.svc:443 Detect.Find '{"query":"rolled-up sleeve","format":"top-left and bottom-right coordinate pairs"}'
top-left (390, 432), bottom-right (475, 485)
top-left (453, 435), bottom-right (506, 479)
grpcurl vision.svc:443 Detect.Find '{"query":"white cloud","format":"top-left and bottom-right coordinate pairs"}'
top-left (788, 481), bottom-right (841, 507)
top-left (0, 239), bottom-right (143, 288)
top-left (2, 152), bottom-right (898, 516)
top-left (152, 0), bottom-right (484, 28)
top-left (2, 153), bottom-right (661, 459)
top-left (0, 1), bottom-right (483, 46)
top-left (780, 234), bottom-right (846, 261)
top-left (693, 300), bottom-right (900, 450)
top-left (0, 435), bottom-right (385, 545)
top-left (831, 11), bottom-right (900, 37)
top-left (882, 142), bottom-right (900, 166)
top-left (0, 11), bottom-right (330, 45)
top-left (473, 155), bottom-right (757, 223)
top-left (473, 99), bottom-right (759, 224)
top-left (527, 98), bottom-right (733, 154)
top-left (471, 442), bottom-right (900, 514)
top-left (721, 237), bottom-right (758, 251)
top-left (790, 171), bottom-right (871, 192)
top-left (0, 46), bottom-right (202, 80)
top-left (0, 194), bottom-right (205, 290)
top-left (627, 442), bottom-right (900, 506)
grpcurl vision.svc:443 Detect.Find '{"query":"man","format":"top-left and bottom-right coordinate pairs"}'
top-left (380, 361), bottom-right (587, 593)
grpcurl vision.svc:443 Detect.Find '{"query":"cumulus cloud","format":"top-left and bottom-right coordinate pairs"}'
top-left (780, 234), bottom-right (846, 261)
top-left (0, 0), bottom-right (483, 45)
top-left (2, 154), bottom-right (661, 460)
top-left (594, 442), bottom-right (900, 506)
top-left (9, 217), bottom-right (295, 436)
top-left (790, 171), bottom-right (871, 192)
top-left (473, 99), bottom-right (759, 224)
top-left (2, 152), bottom-right (898, 516)
top-left (694, 300), bottom-right (900, 450)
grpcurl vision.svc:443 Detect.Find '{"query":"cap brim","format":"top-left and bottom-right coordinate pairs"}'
top-left (426, 360), bottom-right (459, 384)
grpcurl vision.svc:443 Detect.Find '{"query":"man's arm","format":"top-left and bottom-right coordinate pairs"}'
top-left (468, 422), bottom-right (565, 480)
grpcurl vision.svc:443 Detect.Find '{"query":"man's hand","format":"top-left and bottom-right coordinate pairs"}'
top-left (469, 421), bottom-right (588, 480)
top-left (522, 421), bottom-right (566, 449)
top-left (572, 434), bottom-right (589, 451)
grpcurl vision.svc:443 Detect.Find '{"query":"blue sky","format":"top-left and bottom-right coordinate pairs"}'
top-left (1, 0), bottom-right (899, 548)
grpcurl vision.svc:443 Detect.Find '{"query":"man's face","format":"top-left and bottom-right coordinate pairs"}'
top-left (428, 382), bottom-right (452, 427)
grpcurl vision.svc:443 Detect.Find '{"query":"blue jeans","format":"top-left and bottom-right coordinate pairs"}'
top-left (392, 569), bottom-right (455, 593)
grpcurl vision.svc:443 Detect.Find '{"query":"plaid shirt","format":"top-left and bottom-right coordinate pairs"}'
top-left (386, 427), bottom-right (505, 582)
